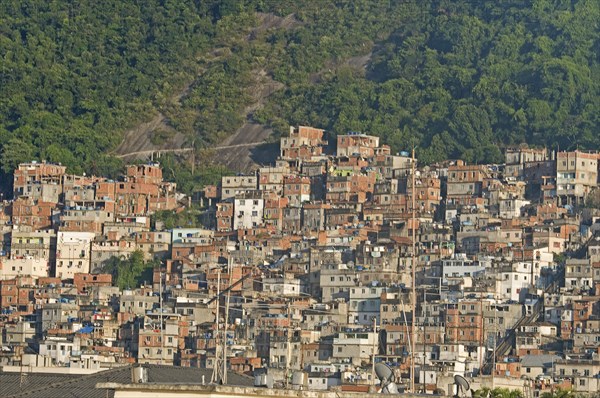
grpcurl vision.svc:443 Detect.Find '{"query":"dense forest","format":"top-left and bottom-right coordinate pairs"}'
top-left (1, 0), bottom-right (598, 194)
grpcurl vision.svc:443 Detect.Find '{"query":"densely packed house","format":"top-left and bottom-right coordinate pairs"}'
top-left (1, 126), bottom-right (600, 395)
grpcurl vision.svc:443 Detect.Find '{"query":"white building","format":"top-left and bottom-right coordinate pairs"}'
top-left (441, 254), bottom-right (486, 283)
top-left (332, 330), bottom-right (378, 366)
top-left (55, 231), bottom-right (95, 279)
top-left (0, 257), bottom-right (49, 280)
top-left (496, 261), bottom-right (540, 302)
top-left (262, 276), bottom-right (305, 297)
top-left (348, 286), bottom-right (384, 325)
top-left (234, 193), bottom-right (264, 230)
top-left (38, 336), bottom-right (81, 366)
top-left (499, 198), bottom-right (530, 219)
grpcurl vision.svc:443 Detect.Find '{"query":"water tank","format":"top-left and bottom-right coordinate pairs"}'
top-left (292, 371), bottom-right (307, 388)
top-left (254, 374), bottom-right (273, 388)
top-left (132, 366), bottom-right (148, 383)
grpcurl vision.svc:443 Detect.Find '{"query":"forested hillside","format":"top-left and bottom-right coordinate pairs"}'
top-left (1, 0), bottom-right (598, 193)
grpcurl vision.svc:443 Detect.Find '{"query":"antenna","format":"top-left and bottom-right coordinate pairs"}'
top-left (453, 375), bottom-right (471, 398)
top-left (410, 146), bottom-right (417, 393)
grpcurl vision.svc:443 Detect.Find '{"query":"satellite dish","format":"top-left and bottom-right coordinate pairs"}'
top-left (375, 363), bottom-right (398, 394)
top-left (453, 375), bottom-right (471, 398)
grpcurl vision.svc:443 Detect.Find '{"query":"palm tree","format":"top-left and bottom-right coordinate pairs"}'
top-left (472, 387), bottom-right (492, 398)
top-left (540, 389), bottom-right (575, 398)
top-left (473, 387), bottom-right (523, 398)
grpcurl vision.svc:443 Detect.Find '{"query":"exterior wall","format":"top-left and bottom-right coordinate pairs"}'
top-left (10, 229), bottom-right (55, 264)
top-left (554, 360), bottom-right (600, 393)
top-left (259, 166), bottom-right (288, 195)
top-left (556, 151), bottom-right (598, 204)
top-left (55, 231), bottom-right (95, 279)
top-left (234, 196), bottom-right (264, 230)
top-left (11, 197), bottom-right (56, 230)
top-left (221, 176), bottom-right (257, 200)
top-left (280, 126), bottom-right (326, 160)
top-left (39, 337), bottom-right (81, 365)
top-left (505, 148), bottom-right (548, 178)
top-left (332, 331), bottom-right (377, 365)
top-left (90, 239), bottom-right (137, 273)
top-left (73, 273), bottom-right (112, 292)
top-left (120, 293), bottom-right (159, 316)
top-left (126, 164), bottom-right (164, 184)
top-left (262, 277), bottom-right (303, 297)
top-left (347, 286), bottom-right (383, 325)
top-left (216, 202), bottom-right (234, 232)
top-left (283, 176), bottom-right (311, 207)
top-left (60, 208), bottom-right (114, 234)
top-left (13, 162), bottom-right (66, 201)
top-left (336, 133), bottom-right (380, 158)
top-left (447, 161), bottom-right (491, 206)
top-left (1, 257), bottom-right (48, 279)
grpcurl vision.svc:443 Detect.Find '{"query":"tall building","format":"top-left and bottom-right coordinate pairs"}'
top-left (556, 150), bottom-right (598, 206)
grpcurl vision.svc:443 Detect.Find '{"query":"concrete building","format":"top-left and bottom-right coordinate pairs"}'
top-left (446, 161), bottom-right (492, 207)
top-left (505, 148), bottom-right (548, 178)
top-left (441, 255), bottom-right (486, 283)
top-left (283, 176), bottom-right (311, 207)
top-left (332, 330), bottom-right (378, 366)
top-left (1, 257), bottom-right (49, 280)
top-left (13, 161), bottom-right (66, 202)
top-left (556, 150), bottom-right (598, 206)
top-left (234, 192), bottom-right (264, 230)
top-left (336, 132), bottom-right (380, 158)
top-left (280, 126), bottom-right (327, 161)
top-left (221, 175), bottom-right (258, 200)
top-left (347, 286), bottom-right (384, 325)
top-left (9, 228), bottom-right (56, 264)
top-left (554, 359), bottom-right (600, 393)
top-left (55, 231), bottom-right (95, 279)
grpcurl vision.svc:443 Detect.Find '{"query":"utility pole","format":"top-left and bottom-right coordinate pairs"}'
top-left (285, 302), bottom-right (291, 389)
top-left (479, 296), bottom-right (484, 374)
top-left (422, 289), bottom-right (427, 393)
top-left (492, 306), bottom-right (496, 389)
top-left (211, 268), bottom-right (224, 384)
top-left (410, 146), bottom-right (417, 393)
top-left (159, 271), bottom-right (164, 365)
top-left (371, 317), bottom-right (377, 387)
top-left (222, 259), bottom-right (233, 385)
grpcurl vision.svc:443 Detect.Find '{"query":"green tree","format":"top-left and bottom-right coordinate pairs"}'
top-left (0, 138), bottom-right (35, 174)
top-left (101, 250), bottom-right (156, 290)
top-left (540, 389), bottom-right (575, 398)
top-left (474, 387), bottom-right (523, 398)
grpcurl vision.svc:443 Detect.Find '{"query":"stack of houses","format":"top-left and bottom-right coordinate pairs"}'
top-left (1, 126), bottom-right (600, 395)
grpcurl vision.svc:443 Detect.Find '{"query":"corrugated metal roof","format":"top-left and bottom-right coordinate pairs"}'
top-left (1, 364), bottom-right (254, 398)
